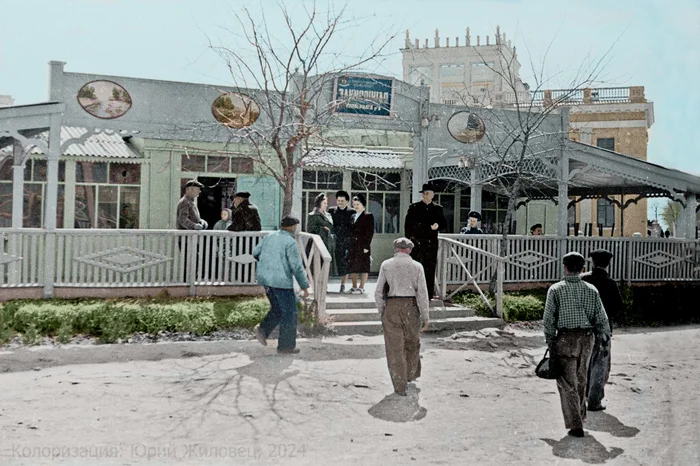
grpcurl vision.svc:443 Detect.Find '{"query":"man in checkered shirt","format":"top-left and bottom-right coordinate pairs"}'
top-left (543, 252), bottom-right (610, 438)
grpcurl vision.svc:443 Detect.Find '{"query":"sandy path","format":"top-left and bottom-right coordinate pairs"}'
top-left (0, 326), bottom-right (699, 465)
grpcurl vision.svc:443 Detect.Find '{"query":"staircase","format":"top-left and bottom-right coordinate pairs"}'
top-left (324, 281), bottom-right (504, 336)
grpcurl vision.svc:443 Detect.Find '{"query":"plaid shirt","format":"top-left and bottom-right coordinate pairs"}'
top-left (543, 275), bottom-right (610, 347)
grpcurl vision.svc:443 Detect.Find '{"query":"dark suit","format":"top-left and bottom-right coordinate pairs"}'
top-left (328, 206), bottom-right (355, 276)
top-left (581, 267), bottom-right (623, 409)
top-left (404, 201), bottom-right (447, 296)
top-left (348, 211), bottom-right (374, 273)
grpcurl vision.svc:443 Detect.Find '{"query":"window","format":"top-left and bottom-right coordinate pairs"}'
top-left (596, 138), bottom-right (615, 151)
top-left (463, 191), bottom-right (510, 233)
top-left (351, 171), bottom-right (401, 234)
top-left (597, 198), bottom-right (615, 227)
top-left (440, 64), bottom-right (465, 79)
top-left (75, 161), bottom-right (140, 229)
top-left (435, 193), bottom-right (455, 233)
top-left (568, 203), bottom-right (577, 224)
top-left (181, 155), bottom-right (206, 172)
top-left (181, 154), bottom-right (253, 174)
top-left (351, 172), bottom-right (401, 191)
top-left (302, 170), bottom-right (343, 190)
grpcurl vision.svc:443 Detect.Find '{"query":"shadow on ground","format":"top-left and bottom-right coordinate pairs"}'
top-left (541, 434), bottom-right (624, 464)
top-left (368, 384), bottom-right (427, 423)
top-left (586, 411), bottom-right (640, 438)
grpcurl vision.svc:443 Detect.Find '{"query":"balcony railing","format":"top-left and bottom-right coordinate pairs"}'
top-left (497, 86), bottom-right (645, 108)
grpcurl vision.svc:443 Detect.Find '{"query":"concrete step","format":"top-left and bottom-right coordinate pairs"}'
top-left (326, 294), bottom-right (449, 310)
top-left (329, 316), bottom-right (505, 336)
top-left (327, 306), bottom-right (474, 323)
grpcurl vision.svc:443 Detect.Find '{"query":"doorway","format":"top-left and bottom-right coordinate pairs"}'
top-left (197, 177), bottom-right (236, 229)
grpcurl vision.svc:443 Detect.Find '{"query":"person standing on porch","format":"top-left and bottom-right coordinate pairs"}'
top-left (253, 215), bottom-right (310, 354)
top-left (375, 237), bottom-right (430, 396)
top-left (530, 223), bottom-right (543, 236)
top-left (228, 192), bottom-right (262, 232)
top-left (404, 183), bottom-right (447, 298)
top-left (176, 180), bottom-right (207, 282)
top-left (348, 193), bottom-right (374, 294)
top-left (306, 193), bottom-right (337, 278)
top-left (581, 249), bottom-right (622, 412)
top-left (460, 211), bottom-right (483, 234)
top-left (328, 190), bottom-right (355, 293)
top-left (543, 252), bottom-right (610, 438)
top-left (213, 208), bottom-right (233, 230)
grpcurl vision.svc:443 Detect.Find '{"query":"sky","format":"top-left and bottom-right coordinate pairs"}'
top-left (1, 0), bottom-right (698, 224)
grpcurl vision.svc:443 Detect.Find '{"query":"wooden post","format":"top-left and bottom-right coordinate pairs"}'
top-left (496, 259), bottom-right (505, 319)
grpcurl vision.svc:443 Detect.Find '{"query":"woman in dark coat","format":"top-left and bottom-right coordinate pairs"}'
top-left (306, 193), bottom-right (337, 277)
top-left (348, 193), bottom-right (374, 294)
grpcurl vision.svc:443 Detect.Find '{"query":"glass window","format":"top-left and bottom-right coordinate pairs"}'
top-left (368, 193), bottom-right (384, 233)
top-left (568, 203), bottom-right (576, 224)
top-left (75, 185), bottom-right (96, 228)
top-left (32, 160), bottom-right (47, 182)
top-left (352, 172), bottom-right (400, 191)
top-left (385, 193), bottom-right (401, 234)
top-left (302, 170), bottom-right (316, 189)
top-left (440, 65), bottom-right (465, 78)
top-left (303, 170), bottom-right (342, 190)
top-left (207, 156), bottom-right (229, 173)
top-left (231, 158), bottom-right (254, 174)
top-left (0, 183), bottom-right (12, 227)
top-left (597, 198), bottom-right (615, 227)
top-left (596, 138), bottom-right (615, 151)
top-left (97, 186), bottom-right (118, 228)
top-left (109, 163), bottom-right (141, 184)
top-left (119, 187), bottom-right (140, 229)
top-left (23, 184), bottom-right (43, 228)
top-left (0, 155), bottom-right (12, 181)
top-left (181, 154), bottom-right (206, 172)
top-left (437, 194), bottom-right (455, 233)
top-left (76, 162), bottom-right (108, 183)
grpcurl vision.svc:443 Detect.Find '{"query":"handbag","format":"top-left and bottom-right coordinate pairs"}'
top-left (535, 348), bottom-right (558, 379)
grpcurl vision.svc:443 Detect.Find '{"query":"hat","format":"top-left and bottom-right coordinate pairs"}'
top-left (468, 211), bottom-right (482, 221)
top-left (353, 193), bottom-right (367, 207)
top-left (185, 179), bottom-right (204, 188)
top-left (393, 237), bottom-right (415, 250)
top-left (280, 215), bottom-right (300, 227)
top-left (234, 192), bottom-right (251, 199)
top-left (530, 223), bottom-right (542, 231)
top-left (335, 190), bottom-right (350, 200)
top-left (419, 183), bottom-right (437, 193)
top-left (562, 251), bottom-right (586, 270)
top-left (590, 249), bottom-right (613, 266)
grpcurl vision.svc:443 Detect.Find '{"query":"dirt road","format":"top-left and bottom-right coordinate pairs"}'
top-left (0, 325), bottom-right (699, 465)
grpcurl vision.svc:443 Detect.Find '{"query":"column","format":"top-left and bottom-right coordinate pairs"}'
top-left (682, 193), bottom-right (698, 239)
top-left (557, 153), bottom-right (570, 236)
top-left (43, 115), bottom-right (61, 298)
top-left (63, 160), bottom-right (76, 228)
top-left (413, 125), bottom-right (429, 203)
top-left (11, 140), bottom-right (24, 228)
top-left (469, 167), bottom-right (482, 213)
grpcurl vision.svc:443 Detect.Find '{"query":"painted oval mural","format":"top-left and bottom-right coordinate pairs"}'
top-left (447, 111), bottom-right (486, 143)
top-left (77, 80), bottom-right (132, 119)
top-left (212, 92), bottom-right (260, 128)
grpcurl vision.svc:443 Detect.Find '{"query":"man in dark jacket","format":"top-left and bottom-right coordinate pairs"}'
top-left (581, 248), bottom-right (623, 411)
top-left (328, 190), bottom-right (355, 293)
top-left (404, 183), bottom-right (447, 298)
top-left (228, 192), bottom-right (262, 232)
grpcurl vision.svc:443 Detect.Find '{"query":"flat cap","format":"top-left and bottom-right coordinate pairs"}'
top-left (280, 215), bottom-right (300, 227)
top-left (590, 249), bottom-right (613, 260)
top-left (468, 211), bottom-right (482, 221)
top-left (234, 192), bottom-right (251, 199)
top-left (185, 179), bottom-right (204, 188)
top-left (562, 251), bottom-right (586, 269)
top-left (393, 237), bottom-right (415, 249)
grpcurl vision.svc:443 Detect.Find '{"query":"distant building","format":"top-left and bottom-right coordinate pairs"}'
top-left (0, 95), bottom-right (14, 107)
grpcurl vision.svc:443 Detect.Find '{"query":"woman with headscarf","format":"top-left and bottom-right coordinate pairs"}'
top-left (306, 193), bottom-right (337, 277)
top-left (348, 193), bottom-right (374, 294)
top-left (213, 208), bottom-right (233, 230)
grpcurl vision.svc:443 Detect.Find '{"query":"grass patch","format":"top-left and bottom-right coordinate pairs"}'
top-left (0, 296), bottom-right (272, 344)
top-left (452, 290), bottom-right (546, 322)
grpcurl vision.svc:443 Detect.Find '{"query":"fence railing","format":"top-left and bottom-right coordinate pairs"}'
top-left (438, 234), bottom-right (700, 286)
top-left (0, 229), bottom-right (332, 320)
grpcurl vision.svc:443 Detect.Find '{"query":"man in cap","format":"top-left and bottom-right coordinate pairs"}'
top-left (228, 191), bottom-right (262, 232)
top-left (530, 223), bottom-right (543, 236)
top-left (177, 180), bottom-right (207, 231)
top-left (581, 249), bottom-right (623, 411)
top-left (460, 211), bottom-right (483, 234)
top-left (253, 215), bottom-right (310, 354)
top-left (404, 183), bottom-right (448, 298)
top-left (375, 237), bottom-right (430, 396)
top-left (543, 251), bottom-right (610, 438)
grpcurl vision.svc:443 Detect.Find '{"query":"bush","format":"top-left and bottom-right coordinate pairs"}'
top-left (452, 290), bottom-right (546, 322)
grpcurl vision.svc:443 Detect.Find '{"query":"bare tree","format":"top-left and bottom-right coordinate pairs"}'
top-left (206, 2), bottom-right (398, 215)
top-left (661, 199), bottom-right (681, 236)
top-left (453, 32), bottom-right (615, 302)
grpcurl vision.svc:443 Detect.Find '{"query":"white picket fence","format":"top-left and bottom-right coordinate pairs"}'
top-left (0, 229), bottom-right (332, 320)
top-left (438, 234), bottom-right (700, 287)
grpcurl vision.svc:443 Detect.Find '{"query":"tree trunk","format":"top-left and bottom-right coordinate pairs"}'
top-left (282, 174), bottom-right (295, 216)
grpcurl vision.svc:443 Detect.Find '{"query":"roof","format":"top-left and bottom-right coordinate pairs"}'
top-left (304, 147), bottom-right (406, 170)
top-left (0, 126), bottom-right (141, 159)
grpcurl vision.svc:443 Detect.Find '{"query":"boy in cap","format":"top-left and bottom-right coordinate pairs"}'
top-left (460, 211), bottom-right (483, 234)
top-left (581, 249), bottom-right (623, 411)
top-left (404, 183), bottom-right (448, 298)
top-left (543, 252), bottom-right (610, 438)
top-left (374, 237), bottom-right (430, 396)
top-left (253, 215), bottom-right (310, 354)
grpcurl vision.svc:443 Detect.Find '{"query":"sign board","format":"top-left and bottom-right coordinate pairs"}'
top-left (334, 76), bottom-right (393, 117)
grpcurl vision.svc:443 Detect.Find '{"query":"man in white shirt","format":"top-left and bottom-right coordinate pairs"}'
top-left (374, 237), bottom-right (430, 396)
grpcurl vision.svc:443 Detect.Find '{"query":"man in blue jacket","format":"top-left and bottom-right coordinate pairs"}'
top-left (253, 215), bottom-right (310, 354)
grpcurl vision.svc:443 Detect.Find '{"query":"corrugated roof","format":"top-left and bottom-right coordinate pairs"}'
top-left (0, 126), bottom-right (141, 159)
top-left (304, 147), bottom-right (406, 170)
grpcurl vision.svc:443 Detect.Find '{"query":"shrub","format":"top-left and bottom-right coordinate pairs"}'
top-left (224, 298), bottom-right (269, 328)
top-left (22, 323), bottom-right (40, 346)
top-left (452, 290), bottom-right (546, 322)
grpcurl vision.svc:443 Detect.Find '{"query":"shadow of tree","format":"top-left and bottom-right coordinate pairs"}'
top-left (541, 434), bottom-right (624, 464)
top-left (368, 385), bottom-right (427, 423)
top-left (586, 411), bottom-right (640, 438)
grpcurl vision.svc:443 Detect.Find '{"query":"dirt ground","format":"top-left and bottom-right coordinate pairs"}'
top-left (0, 325), bottom-right (699, 465)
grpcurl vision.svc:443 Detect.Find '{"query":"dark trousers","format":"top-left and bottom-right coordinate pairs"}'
top-left (381, 297), bottom-right (422, 394)
top-left (587, 336), bottom-right (611, 408)
top-left (259, 287), bottom-right (297, 350)
top-left (411, 243), bottom-right (437, 296)
top-left (554, 329), bottom-right (595, 430)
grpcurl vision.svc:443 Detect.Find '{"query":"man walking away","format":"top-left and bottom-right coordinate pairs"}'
top-left (253, 215), bottom-right (310, 354)
top-left (374, 238), bottom-right (430, 396)
top-left (581, 249), bottom-right (623, 411)
top-left (543, 252), bottom-right (610, 438)
top-left (328, 190), bottom-right (355, 293)
top-left (404, 184), bottom-right (447, 299)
